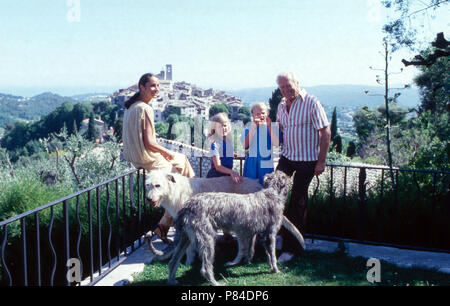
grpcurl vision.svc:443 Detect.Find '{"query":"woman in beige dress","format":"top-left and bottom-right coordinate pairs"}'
top-left (122, 73), bottom-right (195, 242)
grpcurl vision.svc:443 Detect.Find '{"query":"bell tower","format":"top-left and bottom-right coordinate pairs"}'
top-left (166, 64), bottom-right (172, 81)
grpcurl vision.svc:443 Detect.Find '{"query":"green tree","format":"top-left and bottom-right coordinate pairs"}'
top-left (86, 112), bottom-right (99, 142)
top-left (237, 106), bottom-right (251, 125)
top-left (166, 114), bottom-right (180, 140)
top-left (72, 103), bottom-right (93, 131)
top-left (414, 51), bottom-right (449, 114)
top-left (237, 113), bottom-right (251, 125)
top-left (209, 104), bottom-right (230, 118)
top-left (381, 0), bottom-right (449, 50)
top-left (155, 122), bottom-right (169, 138)
top-left (346, 141), bottom-right (356, 157)
top-left (238, 106), bottom-right (251, 117)
top-left (353, 106), bottom-right (377, 144)
top-left (268, 88), bottom-right (283, 122)
top-left (113, 118), bottom-right (123, 142)
top-left (334, 135), bottom-right (342, 154)
top-left (330, 107), bottom-right (338, 140)
top-left (164, 105), bottom-right (182, 118)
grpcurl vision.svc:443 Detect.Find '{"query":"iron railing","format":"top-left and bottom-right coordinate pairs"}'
top-left (306, 164), bottom-right (450, 253)
top-left (0, 168), bottom-right (155, 286)
top-left (1, 161), bottom-right (449, 287)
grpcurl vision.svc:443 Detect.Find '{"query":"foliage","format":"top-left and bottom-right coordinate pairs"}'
top-left (236, 113), bottom-right (251, 125)
top-left (155, 122), bottom-right (169, 138)
top-left (209, 103), bottom-right (231, 118)
top-left (414, 52), bottom-right (449, 114)
top-left (326, 151), bottom-right (351, 165)
top-left (268, 88), bottom-right (283, 122)
top-left (0, 102), bottom-right (95, 161)
top-left (346, 141), bottom-right (356, 157)
top-left (0, 93), bottom-right (77, 129)
top-left (353, 106), bottom-right (378, 143)
top-left (330, 107), bottom-right (338, 139)
top-left (237, 106), bottom-right (251, 125)
top-left (86, 112), bottom-right (99, 142)
top-left (238, 105), bottom-right (251, 117)
top-left (163, 105), bottom-right (182, 118)
top-left (113, 117), bottom-right (123, 142)
top-left (381, 0), bottom-right (449, 50)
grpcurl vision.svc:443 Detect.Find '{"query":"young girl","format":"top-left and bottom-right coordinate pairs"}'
top-left (206, 112), bottom-right (242, 184)
top-left (241, 102), bottom-right (279, 185)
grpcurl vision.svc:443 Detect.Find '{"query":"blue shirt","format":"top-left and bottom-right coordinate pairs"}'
top-left (210, 139), bottom-right (234, 169)
top-left (240, 124), bottom-right (276, 185)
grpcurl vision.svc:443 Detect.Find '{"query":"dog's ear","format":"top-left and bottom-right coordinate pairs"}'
top-left (167, 174), bottom-right (176, 183)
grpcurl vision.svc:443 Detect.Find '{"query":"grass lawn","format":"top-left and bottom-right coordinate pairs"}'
top-left (130, 242), bottom-right (450, 286)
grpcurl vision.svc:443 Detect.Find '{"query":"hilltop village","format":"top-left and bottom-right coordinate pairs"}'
top-left (110, 65), bottom-right (243, 121)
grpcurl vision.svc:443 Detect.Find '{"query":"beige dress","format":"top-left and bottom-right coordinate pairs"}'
top-left (122, 101), bottom-right (195, 177)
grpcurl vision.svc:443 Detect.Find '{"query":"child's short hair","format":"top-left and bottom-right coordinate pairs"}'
top-left (250, 102), bottom-right (268, 115)
top-left (208, 112), bottom-right (230, 138)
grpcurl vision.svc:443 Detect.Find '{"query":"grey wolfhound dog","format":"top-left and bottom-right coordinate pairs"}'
top-left (149, 170), bottom-right (306, 286)
top-left (144, 169), bottom-right (263, 264)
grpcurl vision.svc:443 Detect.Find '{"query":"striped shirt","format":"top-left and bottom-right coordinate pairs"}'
top-left (276, 89), bottom-right (329, 161)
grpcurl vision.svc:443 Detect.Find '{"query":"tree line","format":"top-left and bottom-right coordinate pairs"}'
top-left (0, 101), bottom-right (121, 162)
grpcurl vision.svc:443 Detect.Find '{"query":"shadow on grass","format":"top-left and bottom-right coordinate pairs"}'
top-left (131, 241), bottom-right (450, 286)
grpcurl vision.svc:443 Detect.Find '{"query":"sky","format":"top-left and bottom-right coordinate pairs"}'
top-left (0, 0), bottom-right (448, 95)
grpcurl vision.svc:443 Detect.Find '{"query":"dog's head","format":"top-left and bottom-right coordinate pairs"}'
top-left (145, 170), bottom-right (177, 208)
top-left (263, 170), bottom-right (290, 193)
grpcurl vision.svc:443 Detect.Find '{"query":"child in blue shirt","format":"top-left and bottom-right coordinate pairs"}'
top-left (241, 102), bottom-right (279, 185)
top-left (206, 112), bottom-right (242, 184)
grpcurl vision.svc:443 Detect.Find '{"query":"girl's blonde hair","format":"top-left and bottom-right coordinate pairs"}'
top-left (250, 102), bottom-right (268, 115)
top-left (208, 112), bottom-right (230, 138)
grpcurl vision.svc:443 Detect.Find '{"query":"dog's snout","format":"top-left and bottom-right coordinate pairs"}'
top-left (147, 198), bottom-right (161, 208)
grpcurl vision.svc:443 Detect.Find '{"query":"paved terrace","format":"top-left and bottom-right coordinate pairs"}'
top-left (90, 141), bottom-right (450, 286)
top-left (92, 230), bottom-right (450, 286)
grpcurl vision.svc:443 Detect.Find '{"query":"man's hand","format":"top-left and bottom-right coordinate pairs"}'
top-left (314, 160), bottom-right (326, 176)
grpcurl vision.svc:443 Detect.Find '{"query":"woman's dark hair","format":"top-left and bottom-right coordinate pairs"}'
top-left (124, 73), bottom-right (154, 109)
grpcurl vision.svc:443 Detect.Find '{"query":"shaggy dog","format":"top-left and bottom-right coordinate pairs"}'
top-left (145, 169), bottom-right (263, 264)
top-left (149, 170), bottom-right (306, 286)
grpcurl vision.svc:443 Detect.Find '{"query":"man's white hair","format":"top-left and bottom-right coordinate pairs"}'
top-left (276, 71), bottom-right (300, 86)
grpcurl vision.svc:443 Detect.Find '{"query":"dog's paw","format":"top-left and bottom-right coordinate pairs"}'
top-left (167, 279), bottom-right (179, 286)
top-left (212, 281), bottom-right (226, 286)
top-left (225, 261), bottom-right (238, 267)
top-left (270, 268), bottom-right (281, 274)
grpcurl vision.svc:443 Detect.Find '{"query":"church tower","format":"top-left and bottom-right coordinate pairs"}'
top-left (166, 64), bottom-right (172, 81)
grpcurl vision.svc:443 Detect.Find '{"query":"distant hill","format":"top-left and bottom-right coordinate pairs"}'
top-left (71, 93), bottom-right (111, 102)
top-left (229, 84), bottom-right (421, 109)
top-left (0, 92), bottom-right (112, 129)
top-left (0, 92), bottom-right (77, 128)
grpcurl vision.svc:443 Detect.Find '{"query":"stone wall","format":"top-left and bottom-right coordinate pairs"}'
top-left (157, 137), bottom-right (248, 177)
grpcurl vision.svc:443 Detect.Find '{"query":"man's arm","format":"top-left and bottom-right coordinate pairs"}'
top-left (315, 125), bottom-right (331, 176)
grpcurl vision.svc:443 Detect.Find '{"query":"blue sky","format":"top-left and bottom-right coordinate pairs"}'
top-left (0, 0), bottom-right (448, 95)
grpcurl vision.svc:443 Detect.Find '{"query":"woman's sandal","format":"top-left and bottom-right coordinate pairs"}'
top-left (151, 223), bottom-right (170, 244)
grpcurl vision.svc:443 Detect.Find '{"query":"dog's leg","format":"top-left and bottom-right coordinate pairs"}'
top-left (247, 234), bottom-right (257, 264)
top-left (261, 236), bottom-right (272, 267)
top-left (268, 233), bottom-right (280, 274)
top-left (225, 235), bottom-right (246, 267)
top-left (185, 243), bottom-right (196, 266)
top-left (198, 232), bottom-right (223, 286)
top-left (167, 235), bottom-right (190, 285)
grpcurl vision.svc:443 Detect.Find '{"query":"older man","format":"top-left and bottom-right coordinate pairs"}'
top-left (275, 72), bottom-right (331, 262)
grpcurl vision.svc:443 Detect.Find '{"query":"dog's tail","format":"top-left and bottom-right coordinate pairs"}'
top-left (146, 231), bottom-right (179, 260)
top-left (282, 216), bottom-right (306, 250)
